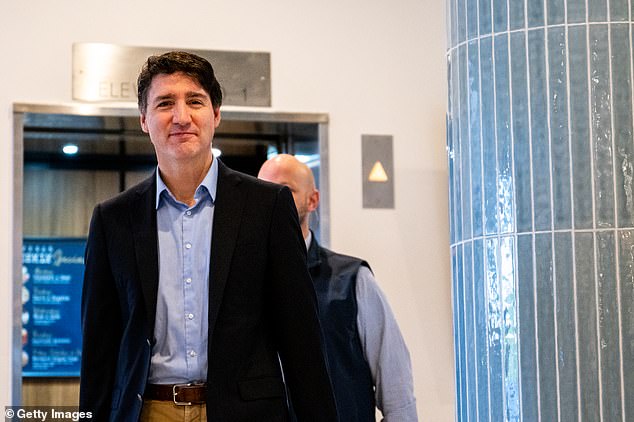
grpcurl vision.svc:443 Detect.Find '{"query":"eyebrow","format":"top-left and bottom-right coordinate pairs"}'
top-left (186, 92), bottom-right (209, 100)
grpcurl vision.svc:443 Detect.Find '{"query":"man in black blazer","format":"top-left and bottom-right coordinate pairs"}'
top-left (79, 51), bottom-right (338, 422)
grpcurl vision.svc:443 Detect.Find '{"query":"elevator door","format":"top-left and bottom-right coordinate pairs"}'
top-left (13, 103), bottom-right (329, 406)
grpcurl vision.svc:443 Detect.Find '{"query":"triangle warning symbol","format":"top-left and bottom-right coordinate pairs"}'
top-left (368, 161), bottom-right (389, 182)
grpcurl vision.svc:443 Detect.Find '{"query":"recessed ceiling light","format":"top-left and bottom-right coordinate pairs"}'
top-left (62, 144), bottom-right (79, 155)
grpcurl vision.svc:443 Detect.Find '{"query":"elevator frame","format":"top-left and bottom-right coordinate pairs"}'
top-left (12, 102), bottom-right (330, 404)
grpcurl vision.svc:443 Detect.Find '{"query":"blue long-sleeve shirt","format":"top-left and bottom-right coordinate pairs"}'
top-left (148, 160), bottom-right (217, 384)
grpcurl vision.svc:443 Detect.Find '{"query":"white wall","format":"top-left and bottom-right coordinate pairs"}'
top-left (0, 0), bottom-right (454, 420)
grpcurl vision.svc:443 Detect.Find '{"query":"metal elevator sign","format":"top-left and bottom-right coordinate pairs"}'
top-left (72, 43), bottom-right (271, 107)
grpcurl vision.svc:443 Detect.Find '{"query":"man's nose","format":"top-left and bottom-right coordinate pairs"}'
top-left (172, 102), bottom-right (192, 124)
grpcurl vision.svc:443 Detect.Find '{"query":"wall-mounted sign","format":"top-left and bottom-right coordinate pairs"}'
top-left (362, 135), bottom-right (395, 209)
top-left (72, 43), bottom-right (271, 107)
top-left (22, 238), bottom-right (86, 377)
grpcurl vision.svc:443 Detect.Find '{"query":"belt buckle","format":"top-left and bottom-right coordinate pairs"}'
top-left (172, 382), bottom-right (193, 406)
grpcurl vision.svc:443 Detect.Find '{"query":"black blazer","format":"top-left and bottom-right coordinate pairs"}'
top-left (80, 160), bottom-right (338, 422)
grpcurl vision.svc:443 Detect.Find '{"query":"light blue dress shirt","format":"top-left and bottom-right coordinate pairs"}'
top-left (148, 160), bottom-right (218, 384)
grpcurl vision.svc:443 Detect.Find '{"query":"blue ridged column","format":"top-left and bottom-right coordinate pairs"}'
top-left (447, 0), bottom-right (634, 420)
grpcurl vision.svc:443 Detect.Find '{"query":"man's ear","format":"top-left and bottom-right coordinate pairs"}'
top-left (140, 114), bottom-right (148, 133)
top-left (213, 107), bottom-right (222, 128)
top-left (308, 189), bottom-right (320, 213)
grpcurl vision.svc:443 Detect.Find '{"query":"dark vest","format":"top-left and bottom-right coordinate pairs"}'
top-left (307, 235), bottom-right (376, 422)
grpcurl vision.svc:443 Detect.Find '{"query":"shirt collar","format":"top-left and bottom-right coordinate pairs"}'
top-left (155, 158), bottom-right (219, 209)
top-left (304, 230), bottom-right (312, 251)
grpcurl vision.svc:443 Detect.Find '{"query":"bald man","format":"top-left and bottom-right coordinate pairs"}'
top-left (258, 155), bottom-right (418, 422)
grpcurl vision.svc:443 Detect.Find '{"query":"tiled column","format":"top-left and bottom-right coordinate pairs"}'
top-left (446, 0), bottom-right (634, 420)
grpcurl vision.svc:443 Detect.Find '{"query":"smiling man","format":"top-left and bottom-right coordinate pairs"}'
top-left (79, 51), bottom-right (338, 422)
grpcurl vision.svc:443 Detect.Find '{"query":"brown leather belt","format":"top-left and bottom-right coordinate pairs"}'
top-left (145, 382), bottom-right (207, 405)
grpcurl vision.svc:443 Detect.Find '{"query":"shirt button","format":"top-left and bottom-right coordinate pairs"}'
top-left (189, 350), bottom-right (197, 357)
top-left (187, 313), bottom-right (194, 320)
top-left (137, 393), bottom-right (143, 401)
top-left (186, 210), bottom-right (192, 216)
top-left (185, 243), bottom-right (192, 249)
top-left (185, 278), bottom-right (192, 284)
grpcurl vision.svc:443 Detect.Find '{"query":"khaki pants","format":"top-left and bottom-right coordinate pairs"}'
top-left (140, 399), bottom-right (207, 422)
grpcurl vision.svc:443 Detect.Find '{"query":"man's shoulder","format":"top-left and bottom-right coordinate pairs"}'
top-left (317, 244), bottom-right (370, 270)
top-left (219, 160), bottom-right (290, 198)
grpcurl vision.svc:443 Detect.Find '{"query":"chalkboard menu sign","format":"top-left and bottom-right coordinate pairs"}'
top-left (22, 238), bottom-right (86, 377)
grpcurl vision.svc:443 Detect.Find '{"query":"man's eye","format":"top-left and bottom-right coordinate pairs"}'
top-left (156, 101), bottom-right (172, 108)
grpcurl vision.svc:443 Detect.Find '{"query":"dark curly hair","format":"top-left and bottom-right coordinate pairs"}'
top-left (137, 51), bottom-right (223, 113)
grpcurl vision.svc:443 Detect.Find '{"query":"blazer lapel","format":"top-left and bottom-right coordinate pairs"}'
top-left (130, 174), bottom-right (159, 337)
top-left (208, 160), bottom-right (246, 340)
